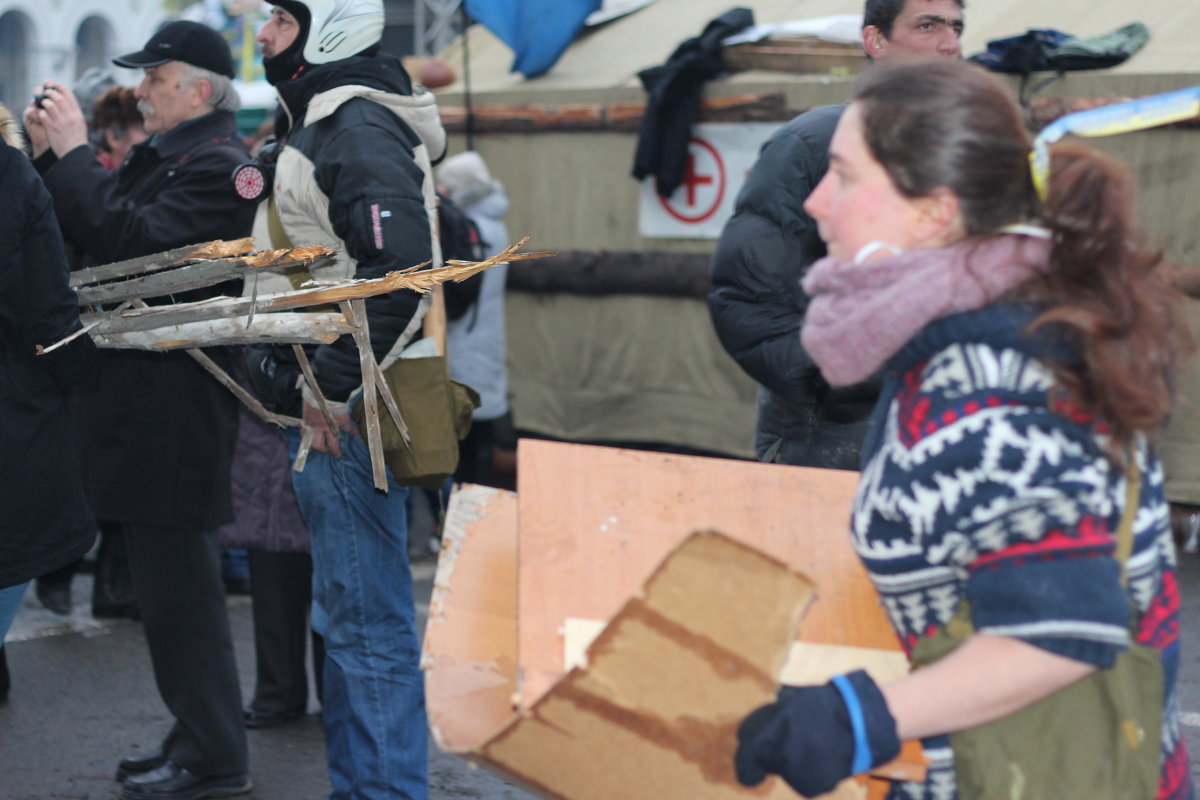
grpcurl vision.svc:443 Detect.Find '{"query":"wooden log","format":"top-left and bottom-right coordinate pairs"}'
top-left (91, 312), bottom-right (350, 350)
top-left (507, 249), bottom-right (709, 298)
top-left (438, 93), bottom-right (793, 133)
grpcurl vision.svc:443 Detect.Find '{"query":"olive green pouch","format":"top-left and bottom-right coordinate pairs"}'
top-left (353, 352), bottom-right (479, 491)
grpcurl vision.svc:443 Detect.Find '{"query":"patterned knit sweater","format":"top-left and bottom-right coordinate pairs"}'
top-left (851, 305), bottom-right (1191, 800)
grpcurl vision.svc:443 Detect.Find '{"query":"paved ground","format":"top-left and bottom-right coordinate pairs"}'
top-left (0, 560), bottom-right (536, 800)
top-left (4, 548), bottom-right (1200, 800)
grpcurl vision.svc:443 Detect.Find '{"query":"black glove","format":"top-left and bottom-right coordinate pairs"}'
top-left (734, 670), bottom-right (901, 798)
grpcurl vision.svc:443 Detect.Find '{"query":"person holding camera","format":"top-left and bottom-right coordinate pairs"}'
top-left (24, 20), bottom-right (255, 800)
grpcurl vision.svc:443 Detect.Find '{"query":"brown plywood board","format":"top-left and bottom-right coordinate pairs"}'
top-left (423, 485), bottom-right (520, 752)
top-left (477, 530), bottom-right (869, 800)
top-left (515, 440), bottom-right (897, 707)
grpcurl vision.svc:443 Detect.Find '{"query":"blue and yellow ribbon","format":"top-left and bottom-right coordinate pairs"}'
top-left (1029, 86), bottom-right (1200, 201)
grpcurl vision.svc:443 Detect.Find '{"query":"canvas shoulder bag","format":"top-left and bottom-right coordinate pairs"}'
top-left (909, 459), bottom-right (1163, 800)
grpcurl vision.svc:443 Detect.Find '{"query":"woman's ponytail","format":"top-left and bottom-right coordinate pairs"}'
top-left (1032, 142), bottom-right (1188, 453)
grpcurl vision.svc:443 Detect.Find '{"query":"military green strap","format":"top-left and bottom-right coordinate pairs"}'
top-left (268, 195), bottom-right (315, 291)
top-left (1114, 450), bottom-right (1141, 589)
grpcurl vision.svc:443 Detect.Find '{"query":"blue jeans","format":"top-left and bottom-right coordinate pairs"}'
top-left (0, 582), bottom-right (28, 641)
top-left (285, 430), bottom-right (427, 800)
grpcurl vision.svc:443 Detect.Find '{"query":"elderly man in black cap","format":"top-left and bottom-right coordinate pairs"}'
top-left (24, 20), bottom-right (254, 800)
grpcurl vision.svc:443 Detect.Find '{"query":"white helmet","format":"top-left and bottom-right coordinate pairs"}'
top-left (273, 0), bottom-right (383, 66)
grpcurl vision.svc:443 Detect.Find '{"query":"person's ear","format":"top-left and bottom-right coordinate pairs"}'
top-left (191, 78), bottom-right (213, 107)
top-left (912, 187), bottom-right (965, 247)
top-left (861, 26), bottom-right (888, 59)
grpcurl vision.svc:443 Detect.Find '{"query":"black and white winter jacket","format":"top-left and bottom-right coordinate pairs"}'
top-left (248, 55), bottom-right (447, 415)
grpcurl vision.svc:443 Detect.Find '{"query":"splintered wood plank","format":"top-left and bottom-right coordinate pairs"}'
top-left (74, 253), bottom-right (337, 306)
top-left (423, 485), bottom-right (520, 753)
top-left (69, 242), bottom-right (229, 287)
top-left (516, 440), bottom-right (897, 707)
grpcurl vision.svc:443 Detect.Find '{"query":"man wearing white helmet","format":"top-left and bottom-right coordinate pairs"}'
top-left (246, 1), bottom-right (446, 798)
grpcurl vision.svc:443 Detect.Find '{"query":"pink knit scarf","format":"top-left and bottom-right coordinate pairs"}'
top-left (800, 234), bottom-right (1051, 386)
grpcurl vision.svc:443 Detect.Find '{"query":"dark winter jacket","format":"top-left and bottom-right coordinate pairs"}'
top-left (0, 130), bottom-right (97, 588)
top-left (246, 55), bottom-right (447, 415)
top-left (708, 104), bottom-right (879, 469)
top-left (37, 111), bottom-right (255, 531)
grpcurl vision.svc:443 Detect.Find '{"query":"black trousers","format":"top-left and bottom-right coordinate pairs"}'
top-left (247, 550), bottom-right (323, 713)
top-left (119, 521), bottom-right (247, 776)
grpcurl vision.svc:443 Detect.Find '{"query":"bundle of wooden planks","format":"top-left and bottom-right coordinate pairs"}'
top-left (49, 237), bottom-right (552, 489)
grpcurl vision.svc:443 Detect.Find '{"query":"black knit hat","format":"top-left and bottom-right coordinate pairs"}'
top-left (113, 21), bottom-right (236, 78)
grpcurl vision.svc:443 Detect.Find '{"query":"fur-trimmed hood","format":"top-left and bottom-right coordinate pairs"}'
top-left (0, 104), bottom-right (25, 150)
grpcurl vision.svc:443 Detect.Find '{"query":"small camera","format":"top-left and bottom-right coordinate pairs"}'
top-left (33, 84), bottom-right (52, 109)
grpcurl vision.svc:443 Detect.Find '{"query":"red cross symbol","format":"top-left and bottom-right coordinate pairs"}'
top-left (659, 137), bottom-right (726, 224)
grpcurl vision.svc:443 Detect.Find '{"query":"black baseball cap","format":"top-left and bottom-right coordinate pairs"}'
top-left (112, 21), bottom-right (236, 78)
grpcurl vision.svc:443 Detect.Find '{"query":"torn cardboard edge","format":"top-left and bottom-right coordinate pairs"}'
top-left (424, 485), bottom-right (927, 799)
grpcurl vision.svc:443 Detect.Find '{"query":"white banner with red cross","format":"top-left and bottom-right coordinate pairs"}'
top-left (638, 122), bottom-right (781, 240)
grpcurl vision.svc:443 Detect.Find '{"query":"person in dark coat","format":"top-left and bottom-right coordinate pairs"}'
top-left (216, 364), bottom-right (324, 730)
top-left (24, 21), bottom-right (255, 800)
top-left (708, 0), bottom-right (964, 469)
top-left (0, 104), bottom-right (96, 638)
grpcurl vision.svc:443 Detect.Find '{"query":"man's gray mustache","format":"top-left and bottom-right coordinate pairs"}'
top-left (137, 99), bottom-right (155, 117)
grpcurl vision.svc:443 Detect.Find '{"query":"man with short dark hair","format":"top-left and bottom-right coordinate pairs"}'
top-left (708, 0), bottom-right (964, 470)
top-left (25, 20), bottom-right (255, 800)
top-left (247, 0), bottom-right (446, 796)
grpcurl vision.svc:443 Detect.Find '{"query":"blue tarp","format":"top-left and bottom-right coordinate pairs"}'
top-left (465, 0), bottom-right (602, 78)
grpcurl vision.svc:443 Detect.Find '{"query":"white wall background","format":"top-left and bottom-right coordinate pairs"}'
top-left (0, 2), bottom-right (162, 108)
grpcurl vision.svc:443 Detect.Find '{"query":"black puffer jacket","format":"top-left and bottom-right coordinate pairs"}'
top-left (708, 105), bottom-right (879, 469)
top-left (247, 55), bottom-right (446, 415)
top-left (0, 135), bottom-right (97, 587)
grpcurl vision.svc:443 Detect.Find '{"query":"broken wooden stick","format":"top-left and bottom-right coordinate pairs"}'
top-left (185, 347), bottom-right (301, 430)
top-left (292, 344), bottom-right (341, 439)
top-left (343, 299), bottom-right (387, 491)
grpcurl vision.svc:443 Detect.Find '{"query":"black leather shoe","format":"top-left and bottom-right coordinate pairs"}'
top-left (115, 747), bottom-right (168, 782)
top-left (243, 706), bottom-right (305, 729)
top-left (93, 602), bottom-right (141, 621)
top-left (35, 579), bottom-right (72, 616)
top-left (120, 761), bottom-right (251, 800)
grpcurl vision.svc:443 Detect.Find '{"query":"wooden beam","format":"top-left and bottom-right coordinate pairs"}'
top-left (91, 312), bottom-right (350, 350)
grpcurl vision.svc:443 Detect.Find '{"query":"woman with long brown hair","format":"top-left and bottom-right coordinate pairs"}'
top-left (734, 60), bottom-right (1192, 800)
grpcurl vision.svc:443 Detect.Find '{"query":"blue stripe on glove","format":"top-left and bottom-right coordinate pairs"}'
top-left (734, 669), bottom-right (901, 798)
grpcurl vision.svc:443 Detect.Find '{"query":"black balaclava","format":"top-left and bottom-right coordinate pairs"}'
top-left (263, 0), bottom-right (312, 86)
